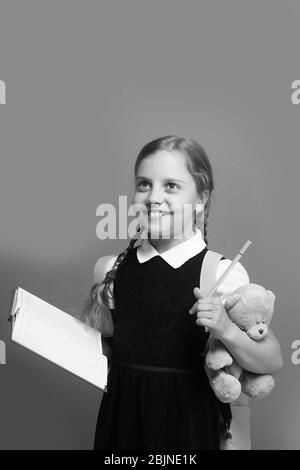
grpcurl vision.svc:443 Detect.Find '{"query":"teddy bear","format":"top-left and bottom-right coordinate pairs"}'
top-left (204, 283), bottom-right (276, 403)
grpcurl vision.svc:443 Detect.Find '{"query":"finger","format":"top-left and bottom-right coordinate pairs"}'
top-left (192, 304), bottom-right (215, 315)
top-left (224, 294), bottom-right (241, 310)
top-left (189, 302), bottom-right (214, 315)
top-left (189, 302), bottom-right (196, 315)
top-left (193, 287), bottom-right (203, 299)
top-left (199, 297), bottom-right (221, 305)
top-left (196, 302), bottom-right (215, 310)
top-left (196, 317), bottom-right (212, 328)
top-left (196, 311), bottom-right (214, 320)
top-left (189, 301), bottom-right (201, 314)
top-left (189, 299), bottom-right (215, 314)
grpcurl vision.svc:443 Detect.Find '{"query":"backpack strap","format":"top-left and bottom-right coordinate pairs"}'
top-left (199, 250), bottom-right (224, 297)
top-left (199, 249), bottom-right (233, 440)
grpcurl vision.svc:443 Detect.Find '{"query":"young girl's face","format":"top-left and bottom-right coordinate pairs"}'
top-left (133, 150), bottom-right (206, 240)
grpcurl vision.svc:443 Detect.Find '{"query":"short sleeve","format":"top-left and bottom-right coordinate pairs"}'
top-left (215, 259), bottom-right (250, 297)
top-left (93, 254), bottom-right (118, 284)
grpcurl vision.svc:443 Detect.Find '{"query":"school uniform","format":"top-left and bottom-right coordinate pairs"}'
top-left (93, 229), bottom-right (249, 450)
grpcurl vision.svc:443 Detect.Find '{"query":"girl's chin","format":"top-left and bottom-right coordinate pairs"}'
top-left (143, 223), bottom-right (195, 240)
top-left (144, 224), bottom-right (183, 239)
top-left (139, 215), bottom-right (193, 238)
top-left (144, 222), bottom-right (173, 237)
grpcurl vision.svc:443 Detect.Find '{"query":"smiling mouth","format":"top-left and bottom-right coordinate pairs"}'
top-left (147, 211), bottom-right (171, 216)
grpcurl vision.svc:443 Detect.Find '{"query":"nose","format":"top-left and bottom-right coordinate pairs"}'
top-left (147, 186), bottom-right (164, 206)
top-left (259, 328), bottom-right (264, 335)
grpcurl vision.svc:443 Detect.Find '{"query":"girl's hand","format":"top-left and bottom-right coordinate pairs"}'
top-left (189, 287), bottom-right (234, 340)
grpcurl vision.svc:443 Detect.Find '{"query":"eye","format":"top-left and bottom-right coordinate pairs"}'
top-left (166, 182), bottom-right (180, 191)
top-left (136, 180), bottom-right (151, 191)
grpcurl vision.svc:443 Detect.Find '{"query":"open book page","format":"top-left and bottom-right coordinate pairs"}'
top-left (10, 287), bottom-right (107, 390)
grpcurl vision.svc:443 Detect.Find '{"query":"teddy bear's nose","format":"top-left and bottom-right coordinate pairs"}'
top-left (259, 328), bottom-right (264, 335)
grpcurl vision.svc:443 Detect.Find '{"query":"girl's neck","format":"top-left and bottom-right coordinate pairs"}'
top-left (148, 227), bottom-right (197, 254)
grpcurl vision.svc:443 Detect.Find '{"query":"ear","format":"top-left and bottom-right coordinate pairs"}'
top-left (223, 294), bottom-right (242, 311)
top-left (267, 290), bottom-right (276, 316)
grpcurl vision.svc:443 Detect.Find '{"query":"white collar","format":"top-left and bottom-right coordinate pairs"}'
top-left (136, 228), bottom-right (206, 268)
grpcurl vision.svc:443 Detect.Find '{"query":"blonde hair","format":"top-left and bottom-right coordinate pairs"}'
top-left (79, 135), bottom-right (214, 331)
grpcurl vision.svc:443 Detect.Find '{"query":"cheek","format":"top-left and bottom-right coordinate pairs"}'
top-left (171, 199), bottom-right (195, 218)
top-left (175, 191), bottom-right (199, 212)
top-left (132, 192), bottom-right (145, 204)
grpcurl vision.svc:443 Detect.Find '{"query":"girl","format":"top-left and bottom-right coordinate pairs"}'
top-left (80, 135), bottom-right (282, 450)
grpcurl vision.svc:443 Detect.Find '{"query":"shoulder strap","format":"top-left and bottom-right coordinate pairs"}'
top-left (200, 250), bottom-right (233, 436)
top-left (200, 250), bottom-right (223, 297)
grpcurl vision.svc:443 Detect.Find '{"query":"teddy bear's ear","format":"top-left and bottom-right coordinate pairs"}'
top-left (267, 290), bottom-right (276, 316)
top-left (223, 294), bottom-right (242, 311)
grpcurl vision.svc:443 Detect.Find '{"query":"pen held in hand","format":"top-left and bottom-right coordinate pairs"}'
top-left (207, 240), bottom-right (252, 297)
top-left (201, 240), bottom-right (252, 332)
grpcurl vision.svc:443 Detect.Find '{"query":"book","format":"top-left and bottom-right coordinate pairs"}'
top-left (9, 287), bottom-right (108, 391)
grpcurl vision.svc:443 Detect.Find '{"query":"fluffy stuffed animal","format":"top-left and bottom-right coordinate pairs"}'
top-left (204, 283), bottom-right (276, 403)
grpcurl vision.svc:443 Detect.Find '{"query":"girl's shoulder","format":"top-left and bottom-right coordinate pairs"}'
top-left (93, 253), bottom-right (118, 284)
top-left (215, 259), bottom-right (250, 296)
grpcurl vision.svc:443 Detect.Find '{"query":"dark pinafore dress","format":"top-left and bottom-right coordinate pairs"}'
top-left (93, 246), bottom-right (230, 450)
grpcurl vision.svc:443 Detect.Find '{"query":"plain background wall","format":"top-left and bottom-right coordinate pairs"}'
top-left (0, 0), bottom-right (299, 449)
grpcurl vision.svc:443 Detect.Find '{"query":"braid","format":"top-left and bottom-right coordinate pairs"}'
top-left (98, 229), bottom-right (140, 309)
top-left (194, 205), bottom-right (209, 246)
top-left (79, 226), bottom-right (141, 333)
top-left (203, 206), bottom-right (209, 246)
